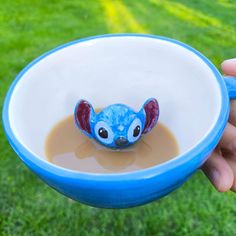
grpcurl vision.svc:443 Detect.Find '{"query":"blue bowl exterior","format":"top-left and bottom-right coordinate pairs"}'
top-left (2, 34), bottom-right (230, 208)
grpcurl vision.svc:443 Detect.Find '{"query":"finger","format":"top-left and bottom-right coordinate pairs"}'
top-left (224, 157), bottom-right (236, 192)
top-left (229, 100), bottom-right (236, 126)
top-left (219, 123), bottom-right (236, 152)
top-left (202, 151), bottom-right (234, 192)
top-left (221, 59), bottom-right (236, 76)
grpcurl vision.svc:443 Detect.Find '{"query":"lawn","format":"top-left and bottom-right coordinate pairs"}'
top-left (1, 0), bottom-right (236, 235)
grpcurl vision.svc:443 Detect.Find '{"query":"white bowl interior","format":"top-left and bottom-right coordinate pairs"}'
top-left (8, 36), bottom-right (221, 161)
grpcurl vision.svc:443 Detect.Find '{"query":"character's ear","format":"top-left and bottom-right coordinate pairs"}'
top-left (141, 98), bottom-right (159, 134)
top-left (74, 99), bottom-right (95, 137)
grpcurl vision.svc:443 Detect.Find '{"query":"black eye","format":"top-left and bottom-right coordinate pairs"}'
top-left (98, 127), bottom-right (108, 138)
top-left (133, 125), bottom-right (140, 137)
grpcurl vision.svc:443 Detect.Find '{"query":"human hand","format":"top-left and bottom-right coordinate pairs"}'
top-left (202, 59), bottom-right (236, 192)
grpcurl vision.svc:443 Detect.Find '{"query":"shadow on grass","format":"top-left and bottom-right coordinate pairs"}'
top-left (0, 1), bottom-right (109, 109)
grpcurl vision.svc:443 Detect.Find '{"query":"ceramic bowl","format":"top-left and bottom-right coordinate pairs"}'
top-left (2, 34), bottom-right (236, 208)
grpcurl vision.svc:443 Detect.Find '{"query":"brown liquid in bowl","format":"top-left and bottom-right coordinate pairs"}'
top-left (45, 115), bottom-right (179, 173)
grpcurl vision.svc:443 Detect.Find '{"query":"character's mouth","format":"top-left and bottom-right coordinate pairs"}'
top-left (115, 137), bottom-right (129, 147)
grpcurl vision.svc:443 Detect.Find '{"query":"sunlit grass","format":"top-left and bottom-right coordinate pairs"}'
top-left (150, 0), bottom-right (234, 32)
top-left (100, 0), bottom-right (147, 33)
top-left (217, 0), bottom-right (236, 8)
top-left (153, 0), bottom-right (221, 28)
top-left (146, 0), bottom-right (236, 62)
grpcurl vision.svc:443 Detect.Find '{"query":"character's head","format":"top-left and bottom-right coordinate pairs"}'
top-left (74, 98), bottom-right (159, 149)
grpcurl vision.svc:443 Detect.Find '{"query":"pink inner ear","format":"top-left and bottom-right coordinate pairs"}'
top-left (143, 99), bottom-right (159, 134)
top-left (75, 100), bottom-right (91, 134)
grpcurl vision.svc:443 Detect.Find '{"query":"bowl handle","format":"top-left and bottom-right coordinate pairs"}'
top-left (224, 76), bottom-right (236, 99)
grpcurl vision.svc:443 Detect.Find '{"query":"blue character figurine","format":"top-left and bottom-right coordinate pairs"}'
top-left (74, 98), bottom-right (159, 149)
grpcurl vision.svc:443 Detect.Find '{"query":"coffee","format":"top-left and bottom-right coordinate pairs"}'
top-left (45, 115), bottom-right (179, 173)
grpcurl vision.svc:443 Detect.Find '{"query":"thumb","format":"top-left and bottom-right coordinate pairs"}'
top-left (221, 59), bottom-right (236, 76)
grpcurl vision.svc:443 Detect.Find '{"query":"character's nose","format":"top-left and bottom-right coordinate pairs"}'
top-left (115, 137), bottom-right (128, 147)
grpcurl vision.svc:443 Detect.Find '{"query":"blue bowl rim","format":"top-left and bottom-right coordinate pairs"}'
top-left (2, 33), bottom-right (229, 181)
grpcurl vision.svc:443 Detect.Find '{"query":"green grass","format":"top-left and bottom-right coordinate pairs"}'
top-left (1, 0), bottom-right (236, 235)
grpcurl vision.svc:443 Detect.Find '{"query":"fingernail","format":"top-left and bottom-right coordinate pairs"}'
top-left (230, 140), bottom-right (236, 151)
top-left (223, 58), bottom-right (236, 63)
top-left (208, 168), bottom-right (220, 186)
